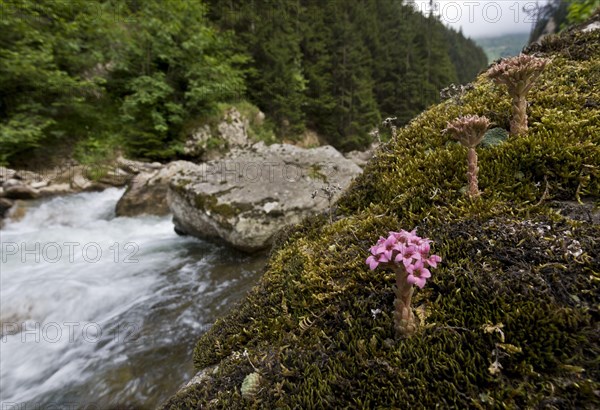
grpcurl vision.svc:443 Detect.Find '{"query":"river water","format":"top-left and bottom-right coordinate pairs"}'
top-left (0, 188), bottom-right (265, 408)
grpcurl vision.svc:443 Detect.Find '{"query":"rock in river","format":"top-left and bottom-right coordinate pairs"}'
top-left (116, 162), bottom-right (189, 217)
top-left (4, 184), bottom-right (39, 200)
top-left (167, 143), bottom-right (362, 252)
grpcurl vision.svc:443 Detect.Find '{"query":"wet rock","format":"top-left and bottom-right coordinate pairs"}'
top-left (0, 198), bottom-right (13, 218)
top-left (38, 183), bottom-right (73, 197)
top-left (184, 107), bottom-right (250, 161)
top-left (168, 143), bottom-right (362, 252)
top-left (344, 143), bottom-right (378, 168)
top-left (116, 161), bottom-right (190, 217)
top-left (116, 156), bottom-right (162, 175)
top-left (14, 170), bottom-right (42, 182)
top-left (3, 179), bottom-right (21, 189)
top-left (4, 184), bottom-right (39, 200)
top-left (254, 110), bottom-right (265, 126)
top-left (0, 167), bottom-right (16, 184)
top-left (217, 107), bottom-right (249, 147)
top-left (30, 181), bottom-right (48, 189)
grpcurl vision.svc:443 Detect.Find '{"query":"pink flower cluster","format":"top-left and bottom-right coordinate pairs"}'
top-left (366, 229), bottom-right (442, 288)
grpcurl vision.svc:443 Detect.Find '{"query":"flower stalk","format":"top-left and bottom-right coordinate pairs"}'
top-left (467, 147), bottom-right (479, 197)
top-left (393, 266), bottom-right (416, 336)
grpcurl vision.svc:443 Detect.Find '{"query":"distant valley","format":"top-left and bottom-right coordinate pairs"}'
top-left (474, 32), bottom-right (531, 63)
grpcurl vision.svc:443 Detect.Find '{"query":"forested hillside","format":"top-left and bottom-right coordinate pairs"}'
top-left (0, 0), bottom-right (487, 165)
top-left (0, 0), bottom-right (246, 165)
top-left (207, 0), bottom-right (487, 150)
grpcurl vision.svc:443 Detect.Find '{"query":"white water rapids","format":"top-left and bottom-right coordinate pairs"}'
top-left (0, 188), bottom-right (265, 408)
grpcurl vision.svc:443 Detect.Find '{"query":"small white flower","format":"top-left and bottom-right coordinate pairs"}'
top-left (371, 308), bottom-right (382, 319)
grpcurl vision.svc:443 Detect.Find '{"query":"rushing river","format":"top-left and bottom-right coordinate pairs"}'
top-left (0, 188), bottom-right (266, 408)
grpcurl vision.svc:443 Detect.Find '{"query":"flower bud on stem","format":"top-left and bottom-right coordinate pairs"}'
top-left (443, 115), bottom-right (491, 198)
top-left (486, 54), bottom-right (548, 136)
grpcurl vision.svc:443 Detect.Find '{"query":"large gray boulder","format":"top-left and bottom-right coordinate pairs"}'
top-left (116, 161), bottom-right (190, 217)
top-left (167, 143), bottom-right (362, 252)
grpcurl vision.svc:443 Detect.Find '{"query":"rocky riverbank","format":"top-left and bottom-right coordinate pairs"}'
top-left (0, 157), bottom-right (164, 225)
top-left (1, 99), bottom-right (376, 240)
top-left (2, 139), bottom-right (372, 250)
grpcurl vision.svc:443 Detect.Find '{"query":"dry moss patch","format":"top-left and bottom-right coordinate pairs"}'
top-left (162, 28), bottom-right (600, 409)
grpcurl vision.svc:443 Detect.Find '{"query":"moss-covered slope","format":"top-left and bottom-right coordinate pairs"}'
top-left (162, 28), bottom-right (600, 409)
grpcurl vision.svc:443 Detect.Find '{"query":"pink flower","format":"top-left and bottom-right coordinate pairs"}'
top-left (370, 237), bottom-right (386, 254)
top-left (382, 235), bottom-right (398, 260)
top-left (394, 244), bottom-right (421, 269)
top-left (425, 254), bottom-right (442, 268)
top-left (366, 229), bottom-right (441, 288)
top-left (391, 229), bottom-right (418, 245)
top-left (405, 260), bottom-right (432, 289)
top-left (366, 255), bottom-right (380, 270)
top-left (366, 229), bottom-right (441, 336)
top-left (417, 240), bottom-right (431, 255)
top-left (378, 252), bottom-right (391, 263)
top-left (408, 236), bottom-right (423, 246)
top-left (371, 235), bottom-right (398, 260)
top-left (367, 235), bottom-right (399, 270)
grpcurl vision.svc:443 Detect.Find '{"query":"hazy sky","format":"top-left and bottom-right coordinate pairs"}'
top-left (412, 1), bottom-right (551, 38)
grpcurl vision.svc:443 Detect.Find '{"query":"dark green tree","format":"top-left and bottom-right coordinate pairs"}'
top-left (113, 0), bottom-right (247, 159)
top-left (447, 27), bottom-right (489, 83)
top-left (0, 0), bottom-right (110, 164)
top-left (207, 0), bottom-right (306, 137)
top-left (0, 0), bottom-right (247, 164)
top-left (0, 0), bottom-right (489, 164)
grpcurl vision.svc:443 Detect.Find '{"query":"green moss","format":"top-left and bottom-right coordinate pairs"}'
top-left (162, 28), bottom-right (600, 409)
top-left (524, 26), bottom-right (600, 61)
top-left (171, 179), bottom-right (191, 196)
top-left (206, 136), bottom-right (225, 151)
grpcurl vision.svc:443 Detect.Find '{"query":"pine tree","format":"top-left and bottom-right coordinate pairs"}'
top-left (299, 0), bottom-right (337, 137)
top-left (328, 0), bottom-right (380, 149)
